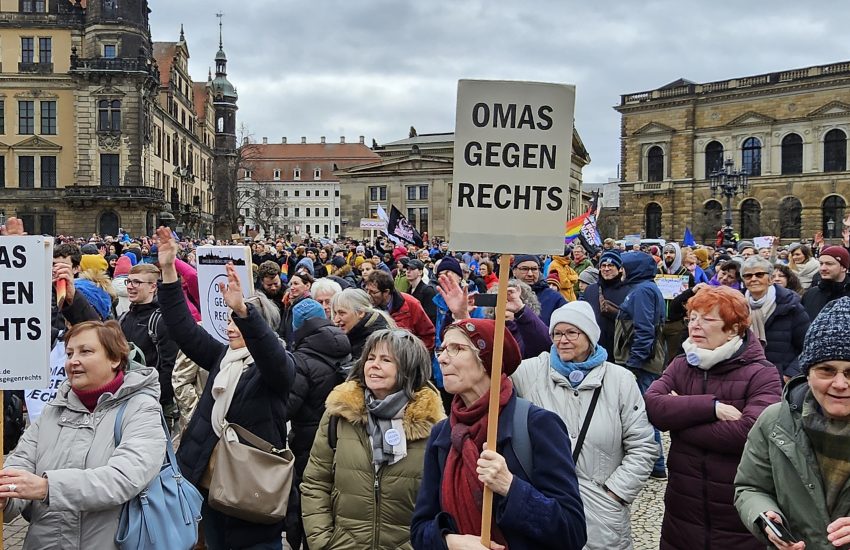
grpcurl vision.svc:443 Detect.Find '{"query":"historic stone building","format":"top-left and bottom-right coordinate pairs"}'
top-left (338, 130), bottom-right (590, 241)
top-left (616, 61), bottom-right (850, 244)
top-left (0, 0), bottom-right (228, 237)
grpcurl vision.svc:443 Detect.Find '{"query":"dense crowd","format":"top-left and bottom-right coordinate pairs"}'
top-left (1, 215), bottom-right (850, 550)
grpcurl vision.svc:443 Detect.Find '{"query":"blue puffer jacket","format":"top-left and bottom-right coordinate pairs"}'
top-left (410, 392), bottom-right (587, 550)
top-left (531, 279), bottom-right (567, 326)
top-left (618, 252), bottom-right (666, 371)
top-left (761, 284), bottom-right (809, 378)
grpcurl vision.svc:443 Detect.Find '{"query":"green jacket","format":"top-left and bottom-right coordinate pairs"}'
top-left (734, 377), bottom-right (850, 549)
top-left (301, 380), bottom-right (445, 550)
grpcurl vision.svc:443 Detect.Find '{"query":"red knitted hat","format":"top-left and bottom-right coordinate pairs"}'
top-left (444, 318), bottom-right (522, 376)
top-left (546, 270), bottom-right (561, 284)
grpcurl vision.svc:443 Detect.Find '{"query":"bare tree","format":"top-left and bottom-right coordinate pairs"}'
top-left (236, 185), bottom-right (290, 238)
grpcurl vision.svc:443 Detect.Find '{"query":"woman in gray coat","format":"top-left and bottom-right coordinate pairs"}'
top-left (0, 315), bottom-right (166, 550)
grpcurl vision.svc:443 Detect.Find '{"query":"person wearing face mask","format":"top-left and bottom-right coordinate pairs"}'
top-left (645, 286), bottom-right (782, 550)
top-left (156, 227), bottom-right (296, 550)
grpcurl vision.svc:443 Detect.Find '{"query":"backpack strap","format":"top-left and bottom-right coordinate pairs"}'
top-left (147, 309), bottom-right (162, 347)
top-left (572, 386), bottom-right (602, 464)
top-left (117, 311), bottom-right (129, 325)
top-left (328, 415), bottom-right (339, 452)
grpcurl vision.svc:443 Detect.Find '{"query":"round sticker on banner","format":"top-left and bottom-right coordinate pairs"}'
top-left (568, 370), bottom-right (585, 384)
top-left (384, 429), bottom-right (401, 446)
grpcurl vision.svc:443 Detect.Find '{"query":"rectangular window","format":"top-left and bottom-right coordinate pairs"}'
top-left (19, 156), bottom-right (35, 188)
top-left (419, 207), bottom-right (429, 235)
top-left (335, 190), bottom-right (340, 197)
top-left (275, 190), bottom-right (279, 198)
top-left (273, 169), bottom-right (280, 180)
top-left (294, 168), bottom-right (301, 180)
top-left (419, 185), bottom-right (429, 200)
top-left (314, 224), bottom-right (319, 234)
top-left (369, 186), bottom-right (387, 201)
top-left (306, 190), bottom-right (311, 197)
top-left (0, 157), bottom-right (5, 188)
top-left (305, 208), bottom-right (311, 217)
top-left (407, 208), bottom-right (417, 229)
top-left (38, 37), bottom-right (51, 64)
top-left (40, 213), bottom-right (55, 236)
top-left (100, 154), bottom-right (119, 186)
top-left (295, 190), bottom-right (300, 197)
top-left (314, 168), bottom-right (321, 180)
top-left (40, 101), bottom-right (56, 134)
top-left (335, 207), bottom-right (339, 216)
top-left (324, 224), bottom-right (329, 235)
top-left (103, 44), bottom-right (117, 58)
top-left (284, 207), bottom-right (289, 217)
top-left (369, 207), bottom-right (378, 218)
top-left (295, 207), bottom-right (300, 217)
top-left (274, 207), bottom-right (280, 216)
top-left (21, 37), bottom-right (34, 64)
top-left (407, 186), bottom-right (416, 201)
top-left (324, 190), bottom-right (329, 197)
top-left (18, 101), bottom-right (34, 134)
top-left (335, 224), bottom-right (339, 234)
top-left (19, 214), bottom-right (35, 235)
top-left (40, 156), bottom-right (56, 188)
top-left (284, 190), bottom-right (289, 197)
top-left (324, 207), bottom-right (329, 217)
top-left (0, 100), bottom-right (5, 134)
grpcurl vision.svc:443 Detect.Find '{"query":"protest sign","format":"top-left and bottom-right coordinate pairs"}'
top-left (0, 236), bottom-right (52, 390)
top-left (25, 337), bottom-right (67, 421)
top-left (753, 236), bottom-right (774, 249)
top-left (196, 246), bottom-right (252, 344)
top-left (655, 274), bottom-right (690, 300)
top-left (359, 218), bottom-right (387, 231)
top-left (451, 79), bottom-right (576, 255)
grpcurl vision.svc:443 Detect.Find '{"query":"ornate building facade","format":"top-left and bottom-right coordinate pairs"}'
top-left (0, 0), bottom-right (229, 237)
top-left (616, 61), bottom-right (850, 244)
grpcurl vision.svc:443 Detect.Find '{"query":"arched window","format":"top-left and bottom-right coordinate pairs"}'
top-left (98, 211), bottom-right (119, 237)
top-left (824, 129), bottom-right (847, 173)
top-left (645, 203), bottom-right (662, 238)
top-left (742, 137), bottom-right (762, 176)
top-left (699, 200), bottom-right (723, 243)
top-left (705, 141), bottom-right (724, 179)
top-left (647, 146), bottom-right (664, 182)
top-left (740, 199), bottom-right (761, 238)
top-left (779, 197), bottom-right (802, 239)
top-left (98, 99), bottom-right (121, 131)
top-left (822, 195), bottom-right (846, 238)
top-left (781, 133), bottom-right (803, 175)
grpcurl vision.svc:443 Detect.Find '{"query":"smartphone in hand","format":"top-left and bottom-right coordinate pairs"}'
top-left (757, 512), bottom-right (797, 543)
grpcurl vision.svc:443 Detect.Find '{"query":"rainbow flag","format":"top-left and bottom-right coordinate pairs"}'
top-left (565, 213), bottom-right (587, 244)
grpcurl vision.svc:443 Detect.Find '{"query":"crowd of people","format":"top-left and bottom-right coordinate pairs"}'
top-left (1, 214), bottom-right (850, 549)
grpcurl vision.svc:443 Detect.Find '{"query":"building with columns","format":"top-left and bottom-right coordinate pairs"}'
top-left (615, 61), bottom-right (850, 244)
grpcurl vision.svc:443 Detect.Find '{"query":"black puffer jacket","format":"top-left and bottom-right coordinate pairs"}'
top-left (762, 284), bottom-right (810, 377)
top-left (158, 281), bottom-right (295, 548)
top-left (801, 276), bottom-right (850, 321)
top-left (287, 317), bottom-right (352, 476)
top-left (347, 310), bottom-right (390, 362)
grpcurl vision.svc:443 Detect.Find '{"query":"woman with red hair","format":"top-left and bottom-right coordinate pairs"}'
top-left (644, 286), bottom-right (782, 550)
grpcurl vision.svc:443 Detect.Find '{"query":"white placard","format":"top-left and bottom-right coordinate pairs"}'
top-left (451, 80), bottom-right (576, 254)
top-left (753, 236), bottom-right (774, 249)
top-left (0, 236), bottom-right (53, 389)
top-left (655, 274), bottom-right (690, 300)
top-left (25, 338), bottom-right (67, 421)
top-left (196, 246), bottom-right (253, 344)
top-left (360, 218), bottom-right (387, 230)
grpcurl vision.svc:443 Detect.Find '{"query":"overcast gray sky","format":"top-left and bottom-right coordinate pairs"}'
top-left (150, 0), bottom-right (849, 183)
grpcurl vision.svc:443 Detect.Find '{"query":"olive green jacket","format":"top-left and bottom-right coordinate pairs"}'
top-left (734, 377), bottom-right (850, 549)
top-left (301, 380), bottom-right (445, 550)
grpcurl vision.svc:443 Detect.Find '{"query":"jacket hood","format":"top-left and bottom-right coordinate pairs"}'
top-left (782, 374), bottom-right (809, 413)
top-left (294, 317), bottom-right (352, 361)
top-left (661, 242), bottom-right (683, 274)
top-left (350, 310), bottom-right (390, 338)
top-left (325, 380), bottom-right (445, 441)
top-left (622, 252), bottom-right (659, 285)
top-left (50, 365), bottom-right (161, 412)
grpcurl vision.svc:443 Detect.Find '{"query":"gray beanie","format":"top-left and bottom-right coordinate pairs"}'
top-left (798, 297), bottom-right (850, 373)
top-left (578, 267), bottom-right (599, 286)
top-left (548, 301), bottom-right (601, 346)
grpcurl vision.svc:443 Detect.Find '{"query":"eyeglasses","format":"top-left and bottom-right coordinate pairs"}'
top-left (742, 272), bottom-right (770, 280)
top-left (126, 279), bottom-right (156, 288)
top-left (515, 266), bottom-right (540, 273)
top-left (436, 342), bottom-right (477, 357)
top-left (810, 365), bottom-right (850, 381)
top-left (688, 314), bottom-right (723, 327)
top-left (553, 329), bottom-right (583, 342)
top-left (365, 287), bottom-right (385, 296)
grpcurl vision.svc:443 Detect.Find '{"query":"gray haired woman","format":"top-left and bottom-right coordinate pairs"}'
top-left (331, 288), bottom-right (395, 361)
top-left (301, 329), bottom-right (445, 549)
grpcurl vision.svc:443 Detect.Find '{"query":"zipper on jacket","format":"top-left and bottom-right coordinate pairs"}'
top-left (371, 469), bottom-right (382, 550)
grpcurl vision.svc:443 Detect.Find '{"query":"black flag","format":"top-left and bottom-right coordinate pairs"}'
top-left (387, 206), bottom-right (423, 247)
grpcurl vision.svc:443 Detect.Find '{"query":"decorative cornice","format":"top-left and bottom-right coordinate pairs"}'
top-left (808, 101), bottom-right (850, 119)
top-left (632, 122), bottom-right (676, 136)
top-left (11, 136), bottom-right (62, 151)
top-left (727, 111), bottom-right (776, 127)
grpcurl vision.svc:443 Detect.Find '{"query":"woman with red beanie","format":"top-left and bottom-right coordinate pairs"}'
top-left (411, 318), bottom-right (586, 550)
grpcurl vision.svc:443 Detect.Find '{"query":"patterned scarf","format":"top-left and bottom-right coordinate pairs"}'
top-left (365, 389), bottom-right (409, 467)
top-left (441, 375), bottom-right (512, 547)
top-left (746, 285), bottom-right (776, 344)
top-left (801, 388), bottom-right (850, 515)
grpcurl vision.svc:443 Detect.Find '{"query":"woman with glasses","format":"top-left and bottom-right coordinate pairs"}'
top-left (645, 286), bottom-right (782, 550)
top-left (742, 257), bottom-right (810, 381)
top-left (301, 329), bottom-right (444, 549)
top-left (411, 318), bottom-right (586, 550)
top-left (510, 302), bottom-right (657, 549)
top-left (735, 297), bottom-right (850, 549)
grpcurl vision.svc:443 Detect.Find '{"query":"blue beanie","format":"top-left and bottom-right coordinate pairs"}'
top-left (599, 250), bottom-right (623, 270)
top-left (292, 298), bottom-right (326, 331)
top-left (295, 257), bottom-right (315, 276)
top-left (74, 279), bottom-right (112, 320)
top-left (122, 251), bottom-right (138, 266)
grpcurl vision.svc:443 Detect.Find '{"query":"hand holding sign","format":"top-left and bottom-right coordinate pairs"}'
top-left (51, 263), bottom-right (75, 306)
top-left (223, 263), bottom-right (248, 318)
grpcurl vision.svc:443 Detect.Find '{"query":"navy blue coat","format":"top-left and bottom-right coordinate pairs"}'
top-left (762, 284), bottom-right (809, 378)
top-left (531, 280), bottom-right (567, 327)
top-left (410, 393), bottom-right (587, 550)
top-left (618, 252), bottom-right (666, 371)
top-left (582, 278), bottom-right (631, 360)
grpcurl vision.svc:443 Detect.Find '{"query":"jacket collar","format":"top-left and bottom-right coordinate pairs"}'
top-left (325, 380), bottom-right (445, 441)
top-left (550, 359), bottom-right (607, 390)
top-left (50, 366), bottom-right (161, 413)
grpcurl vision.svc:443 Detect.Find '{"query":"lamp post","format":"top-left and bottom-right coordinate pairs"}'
top-left (709, 158), bottom-right (749, 249)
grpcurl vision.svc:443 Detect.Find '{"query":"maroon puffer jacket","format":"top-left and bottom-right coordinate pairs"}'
top-left (645, 332), bottom-right (782, 550)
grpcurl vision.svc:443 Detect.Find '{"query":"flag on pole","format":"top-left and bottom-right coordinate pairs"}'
top-left (387, 206), bottom-right (424, 247)
top-left (375, 205), bottom-right (400, 244)
top-left (683, 227), bottom-right (696, 247)
top-left (565, 213), bottom-right (586, 244)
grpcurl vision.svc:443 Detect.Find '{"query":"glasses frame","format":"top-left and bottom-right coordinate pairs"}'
top-left (742, 271), bottom-right (770, 281)
top-left (436, 342), bottom-right (477, 357)
top-left (552, 329), bottom-right (583, 342)
top-left (125, 278), bottom-right (157, 288)
top-left (810, 365), bottom-right (850, 381)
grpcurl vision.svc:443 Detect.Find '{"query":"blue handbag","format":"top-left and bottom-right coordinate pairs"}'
top-left (113, 400), bottom-right (203, 550)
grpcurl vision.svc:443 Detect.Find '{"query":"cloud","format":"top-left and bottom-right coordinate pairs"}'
top-left (150, 0), bottom-right (850, 184)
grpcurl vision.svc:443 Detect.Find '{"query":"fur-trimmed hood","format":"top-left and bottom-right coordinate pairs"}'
top-left (325, 380), bottom-right (445, 441)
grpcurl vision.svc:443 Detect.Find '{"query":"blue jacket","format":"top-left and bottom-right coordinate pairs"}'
top-left (582, 278), bottom-right (631, 360)
top-left (531, 279), bottom-right (567, 326)
top-left (410, 393), bottom-right (587, 550)
top-left (619, 252), bottom-right (665, 370)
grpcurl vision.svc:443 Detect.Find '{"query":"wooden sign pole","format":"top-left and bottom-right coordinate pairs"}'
top-left (480, 254), bottom-right (512, 547)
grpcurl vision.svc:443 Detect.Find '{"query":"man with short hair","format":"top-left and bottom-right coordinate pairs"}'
top-left (512, 254), bottom-right (566, 326)
top-left (257, 260), bottom-right (286, 316)
top-left (365, 270), bottom-right (435, 350)
top-left (802, 246), bottom-right (850, 320)
top-left (120, 263), bottom-right (180, 430)
top-left (406, 259), bottom-right (437, 325)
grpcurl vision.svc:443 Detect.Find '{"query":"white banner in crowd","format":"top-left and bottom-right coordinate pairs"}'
top-left (451, 79), bottom-right (576, 254)
top-left (196, 246), bottom-right (253, 344)
top-left (25, 338), bottom-right (67, 422)
top-left (0, 236), bottom-right (53, 390)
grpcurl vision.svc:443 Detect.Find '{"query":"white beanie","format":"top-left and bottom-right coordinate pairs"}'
top-left (549, 301), bottom-right (600, 346)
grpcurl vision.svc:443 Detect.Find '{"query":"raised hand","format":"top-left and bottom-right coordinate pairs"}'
top-left (52, 262), bottom-right (76, 305)
top-left (0, 217), bottom-right (26, 236)
top-left (223, 263), bottom-right (248, 318)
top-left (437, 273), bottom-right (469, 320)
top-left (155, 226), bottom-right (178, 267)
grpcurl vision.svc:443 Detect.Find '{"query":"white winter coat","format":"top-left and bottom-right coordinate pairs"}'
top-left (4, 367), bottom-right (166, 550)
top-left (512, 353), bottom-right (658, 550)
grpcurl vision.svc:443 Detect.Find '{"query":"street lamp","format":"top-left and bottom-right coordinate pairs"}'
top-left (709, 158), bottom-right (749, 249)
top-left (827, 218), bottom-right (836, 238)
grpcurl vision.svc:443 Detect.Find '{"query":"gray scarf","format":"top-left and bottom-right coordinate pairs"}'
top-left (365, 389), bottom-right (409, 468)
top-left (747, 285), bottom-right (776, 343)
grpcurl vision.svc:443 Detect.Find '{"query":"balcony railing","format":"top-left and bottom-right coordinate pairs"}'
top-left (71, 57), bottom-right (152, 73)
top-left (18, 62), bottom-right (53, 74)
top-left (64, 185), bottom-right (165, 202)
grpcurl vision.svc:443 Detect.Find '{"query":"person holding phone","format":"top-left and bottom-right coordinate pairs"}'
top-left (735, 297), bottom-right (850, 550)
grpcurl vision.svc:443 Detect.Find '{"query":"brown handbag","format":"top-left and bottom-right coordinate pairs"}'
top-left (207, 422), bottom-right (295, 525)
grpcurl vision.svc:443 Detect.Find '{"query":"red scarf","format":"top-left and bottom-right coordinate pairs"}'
top-left (441, 375), bottom-right (513, 547)
top-left (72, 370), bottom-right (125, 412)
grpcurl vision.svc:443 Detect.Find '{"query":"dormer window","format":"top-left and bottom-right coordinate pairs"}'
top-left (294, 168), bottom-right (301, 180)
top-left (314, 168), bottom-right (321, 180)
top-left (273, 169), bottom-right (281, 180)
top-left (243, 169), bottom-right (252, 180)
